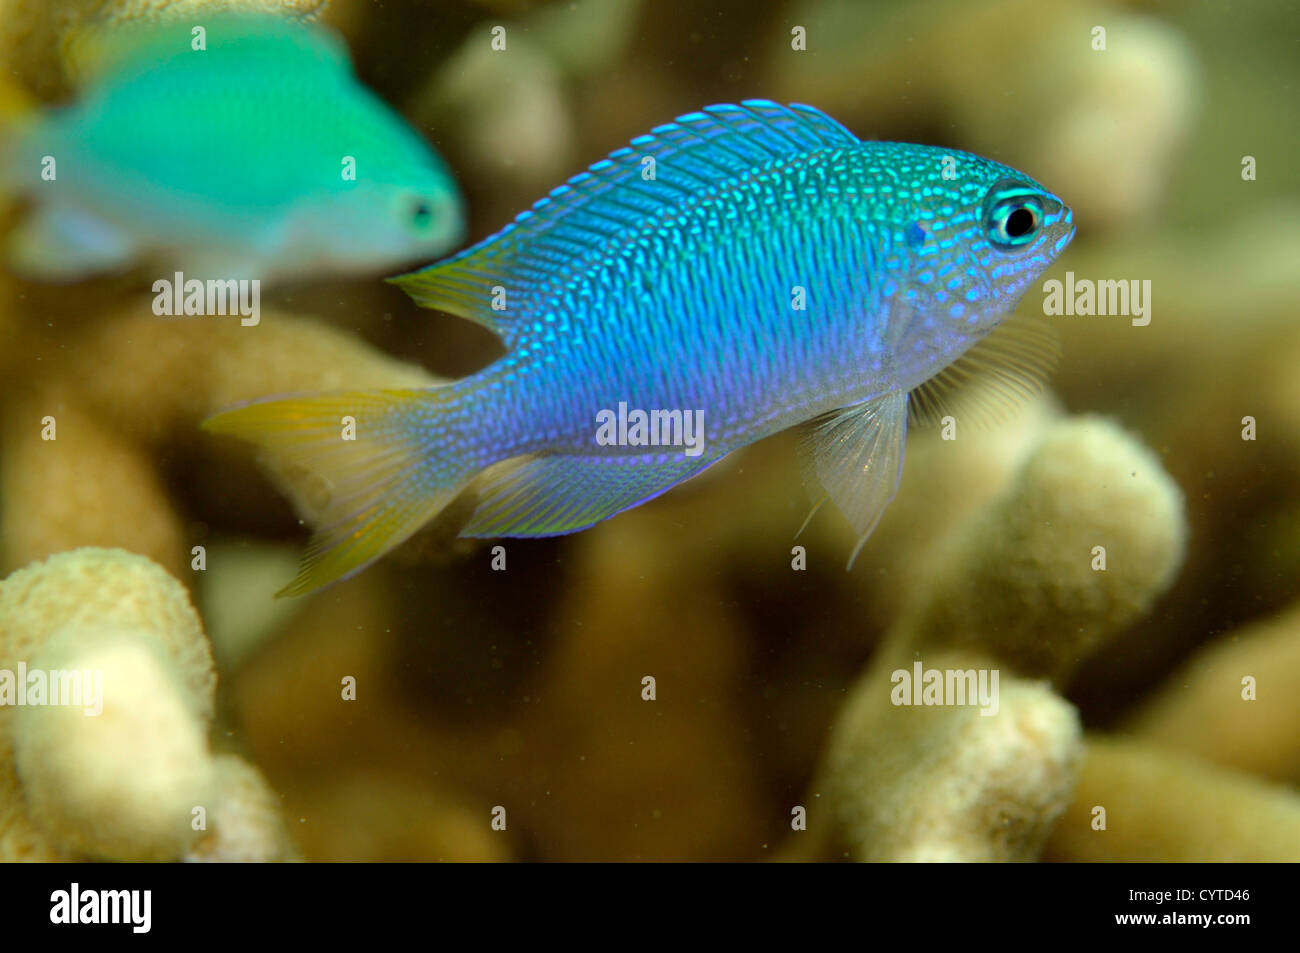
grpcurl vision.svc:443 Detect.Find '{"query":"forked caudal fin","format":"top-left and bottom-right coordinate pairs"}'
top-left (202, 387), bottom-right (473, 597)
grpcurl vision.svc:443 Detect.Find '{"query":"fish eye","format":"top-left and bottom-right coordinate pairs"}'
top-left (410, 200), bottom-right (434, 231)
top-left (983, 182), bottom-right (1046, 249)
top-left (1004, 207), bottom-right (1037, 238)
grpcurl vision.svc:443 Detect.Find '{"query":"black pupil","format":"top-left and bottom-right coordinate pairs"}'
top-left (413, 202), bottom-right (432, 226)
top-left (1005, 207), bottom-right (1035, 238)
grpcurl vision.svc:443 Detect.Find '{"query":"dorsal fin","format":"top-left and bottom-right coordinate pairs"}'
top-left (65, 13), bottom-right (349, 92)
top-left (390, 100), bottom-right (859, 345)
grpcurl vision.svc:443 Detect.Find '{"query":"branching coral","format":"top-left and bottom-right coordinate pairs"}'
top-left (899, 416), bottom-right (1188, 680)
top-left (225, 571), bottom-right (512, 862)
top-left (0, 548), bottom-right (295, 861)
top-left (17, 633), bottom-right (214, 860)
top-left (0, 0), bottom-right (1289, 864)
top-left (186, 754), bottom-right (302, 862)
top-left (832, 393), bottom-right (1063, 633)
top-left (0, 302), bottom-right (443, 579)
top-left (812, 651), bottom-right (1082, 862)
top-left (0, 0), bottom-right (330, 99)
top-left (65, 301), bottom-right (441, 443)
top-left (404, 0), bottom-right (644, 202)
top-left (0, 390), bottom-right (187, 577)
top-left (802, 416), bottom-right (1188, 861)
top-left (1124, 600), bottom-right (1300, 785)
top-left (769, 0), bottom-right (1197, 230)
top-left (1044, 737), bottom-right (1300, 863)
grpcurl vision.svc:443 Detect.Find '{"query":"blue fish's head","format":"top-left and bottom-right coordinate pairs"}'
top-left (967, 171), bottom-right (1075, 312)
top-left (854, 144), bottom-right (1074, 338)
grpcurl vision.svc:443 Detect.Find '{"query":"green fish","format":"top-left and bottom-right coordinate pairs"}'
top-left (1, 14), bottom-right (464, 282)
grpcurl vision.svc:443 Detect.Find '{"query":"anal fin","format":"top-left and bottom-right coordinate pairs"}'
top-left (461, 451), bottom-right (719, 538)
top-left (7, 204), bottom-right (136, 281)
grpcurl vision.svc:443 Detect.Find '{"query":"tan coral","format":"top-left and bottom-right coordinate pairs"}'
top-left (14, 631), bottom-right (213, 860)
top-left (408, 24), bottom-right (576, 197)
top-left (226, 569), bottom-right (513, 862)
top-left (0, 548), bottom-right (284, 861)
top-left (1124, 600), bottom-right (1300, 785)
top-left (65, 303), bottom-right (441, 444)
top-left (0, 391), bottom-right (186, 577)
top-left (197, 540), bottom-right (305, 671)
top-left (901, 415), bottom-right (1187, 680)
top-left (0, 0), bottom-right (1283, 865)
top-left (520, 512), bottom-right (767, 860)
top-left (770, 0), bottom-right (1197, 230)
top-left (403, 0), bottom-right (643, 204)
top-left (186, 753), bottom-right (300, 862)
top-left (838, 393), bottom-right (1063, 632)
top-left (70, 305), bottom-right (444, 522)
top-left (0, 0), bottom-right (330, 99)
top-left (1037, 212), bottom-right (1300, 701)
top-left (0, 548), bottom-right (214, 705)
top-left (0, 735), bottom-right (65, 861)
top-left (228, 506), bottom-right (767, 861)
top-left (1047, 210), bottom-right (1300, 402)
top-left (0, 304), bottom-right (446, 581)
top-left (280, 770), bottom-right (508, 863)
top-left (802, 415), bottom-right (1188, 861)
top-left (1045, 736), bottom-right (1300, 863)
top-left (814, 650), bottom-right (1081, 862)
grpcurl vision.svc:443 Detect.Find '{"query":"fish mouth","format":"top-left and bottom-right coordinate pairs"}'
top-left (1050, 203), bottom-right (1076, 256)
top-left (1052, 226), bottom-right (1076, 257)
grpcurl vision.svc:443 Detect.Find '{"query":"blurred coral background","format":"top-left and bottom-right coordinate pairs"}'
top-left (1, 0), bottom-right (1297, 861)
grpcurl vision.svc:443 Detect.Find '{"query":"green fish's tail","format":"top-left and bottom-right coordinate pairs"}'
top-left (202, 387), bottom-right (474, 597)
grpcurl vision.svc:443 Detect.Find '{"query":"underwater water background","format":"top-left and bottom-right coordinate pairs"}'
top-left (0, 0), bottom-right (1297, 862)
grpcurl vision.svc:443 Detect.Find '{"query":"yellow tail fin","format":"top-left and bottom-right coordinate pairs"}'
top-left (203, 388), bottom-right (469, 597)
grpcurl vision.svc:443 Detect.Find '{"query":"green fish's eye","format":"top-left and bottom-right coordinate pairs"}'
top-left (983, 183), bottom-right (1045, 249)
top-left (410, 200), bottom-right (434, 231)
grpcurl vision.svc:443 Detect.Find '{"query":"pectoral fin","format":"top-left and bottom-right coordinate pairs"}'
top-left (797, 390), bottom-right (909, 568)
top-left (7, 204), bottom-right (135, 280)
top-left (908, 314), bottom-right (1060, 429)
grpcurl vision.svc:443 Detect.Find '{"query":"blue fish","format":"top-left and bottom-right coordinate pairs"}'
top-left (205, 100), bottom-right (1074, 595)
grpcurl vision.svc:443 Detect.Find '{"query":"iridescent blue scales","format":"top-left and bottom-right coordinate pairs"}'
top-left (204, 100), bottom-right (1075, 596)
